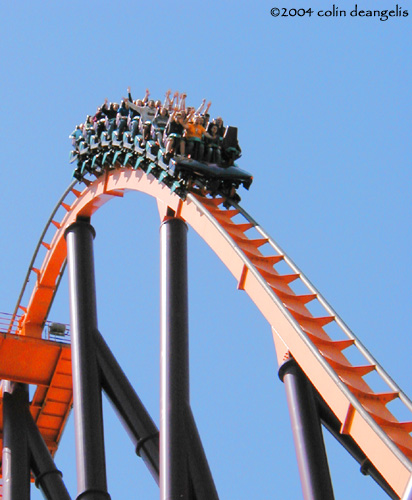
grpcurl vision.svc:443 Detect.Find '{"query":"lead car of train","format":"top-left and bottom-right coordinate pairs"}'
top-left (70, 121), bottom-right (253, 203)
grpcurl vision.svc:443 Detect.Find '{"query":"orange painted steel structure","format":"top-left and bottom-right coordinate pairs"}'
top-left (2, 166), bottom-right (412, 498)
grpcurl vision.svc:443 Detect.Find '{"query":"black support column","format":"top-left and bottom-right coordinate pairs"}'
top-left (279, 358), bottom-right (335, 500)
top-left (160, 217), bottom-right (190, 500)
top-left (26, 405), bottom-right (72, 500)
top-left (2, 382), bottom-right (31, 500)
top-left (65, 219), bottom-right (110, 500)
top-left (185, 407), bottom-right (219, 500)
top-left (95, 330), bottom-right (160, 482)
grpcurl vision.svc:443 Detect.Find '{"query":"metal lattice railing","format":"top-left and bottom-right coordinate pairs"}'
top-left (0, 311), bottom-right (70, 344)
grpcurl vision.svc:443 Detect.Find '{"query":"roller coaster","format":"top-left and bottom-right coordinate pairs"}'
top-left (1, 113), bottom-right (412, 500)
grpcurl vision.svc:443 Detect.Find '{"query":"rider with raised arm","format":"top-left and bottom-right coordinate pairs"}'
top-left (125, 87), bottom-right (142, 140)
top-left (183, 114), bottom-right (213, 160)
top-left (101, 98), bottom-right (119, 138)
top-left (164, 110), bottom-right (185, 161)
top-left (127, 90), bottom-right (157, 142)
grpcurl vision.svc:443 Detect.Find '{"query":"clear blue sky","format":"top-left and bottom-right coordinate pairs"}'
top-left (0, 1), bottom-right (410, 498)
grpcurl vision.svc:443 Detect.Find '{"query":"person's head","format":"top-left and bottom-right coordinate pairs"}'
top-left (135, 99), bottom-right (143, 106)
top-left (148, 100), bottom-right (155, 108)
top-left (155, 100), bottom-right (162, 108)
top-left (194, 115), bottom-right (203, 125)
top-left (111, 103), bottom-right (119, 111)
top-left (160, 107), bottom-right (168, 116)
top-left (175, 112), bottom-right (182, 122)
top-left (211, 124), bottom-right (218, 135)
top-left (215, 116), bottom-right (223, 126)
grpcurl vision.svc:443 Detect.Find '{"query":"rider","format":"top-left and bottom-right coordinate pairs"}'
top-left (183, 115), bottom-right (213, 160)
top-left (164, 111), bottom-right (185, 161)
top-left (127, 92), bottom-right (157, 142)
top-left (116, 99), bottom-right (129, 140)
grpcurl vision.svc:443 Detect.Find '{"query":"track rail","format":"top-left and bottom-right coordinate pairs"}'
top-left (7, 180), bottom-right (77, 335)
top-left (4, 160), bottom-right (412, 497)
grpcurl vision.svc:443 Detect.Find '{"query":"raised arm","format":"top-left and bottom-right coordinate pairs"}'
top-left (100, 98), bottom-right (110, 116)
top-left (127, 86), bottom-right (133, 103)
top-left (163, 89), bottom-right (172, 109)
top-left (179, 92), bottom-right (187, 111)
top-left (195, 98), bottom-right (206, 115)
top-left (126, 100), bottom-right (143, 113)
top-left (165, 110), bottom-right (176, 130)
top-left (142, 88), bottom-right (150, 104)
top-left (186, 107), bottom-right (196, 121)
top-left (171, 91), bottom-right (179, 111)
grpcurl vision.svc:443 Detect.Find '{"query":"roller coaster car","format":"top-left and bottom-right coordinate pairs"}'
top-left (169, 127), bottom-right (253, 193)
top-left (170, 158), bottom-right (253, 190)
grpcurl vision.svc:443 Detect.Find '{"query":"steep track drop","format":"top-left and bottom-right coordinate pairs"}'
top-left (2, 165), bottom-right (412, 498)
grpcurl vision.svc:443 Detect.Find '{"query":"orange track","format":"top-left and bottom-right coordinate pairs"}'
top-left (2, 166), bottom-right (412, 497)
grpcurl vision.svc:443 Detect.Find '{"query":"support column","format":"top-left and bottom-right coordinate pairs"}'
top-left (279, 358), bottom-right (334, 500)
top-left (160, 217), bottom-right (190, 500)
top-left (95, 330), bottom-right (160, 482)
top-left (185, 408), bottom-right (219, 500)
top-left (25, 405), bottom-right (71, 500)
top-left (65, 219), bottom-right (110, 500)
top-left (2, 382), bottom-right (31, 500)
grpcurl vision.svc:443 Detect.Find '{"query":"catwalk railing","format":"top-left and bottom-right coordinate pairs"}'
top-left (0, 312), bottom-right (70, 344)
